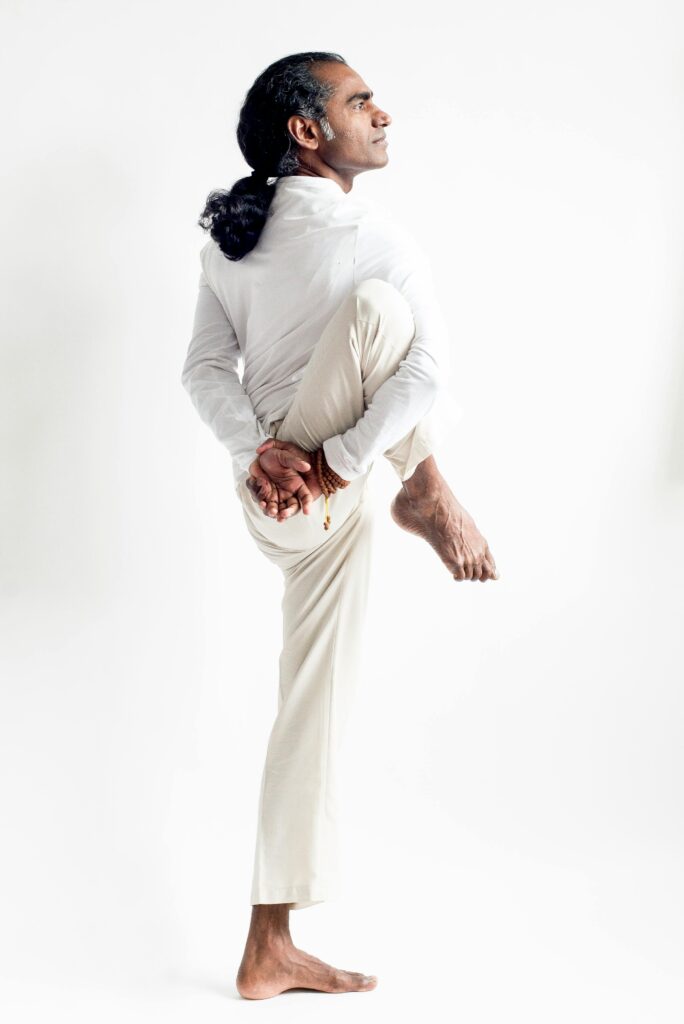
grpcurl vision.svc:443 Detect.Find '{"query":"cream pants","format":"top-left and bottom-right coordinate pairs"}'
top-left (238, 278), bottom-right (439, 910)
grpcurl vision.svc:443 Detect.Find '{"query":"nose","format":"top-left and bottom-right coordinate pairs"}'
top-left (373, 106), bottom-right (391, 127)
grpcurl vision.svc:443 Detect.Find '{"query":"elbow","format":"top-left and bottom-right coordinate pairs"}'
top-left (414, 342), bottom-right (447, 395)
top-left (428, 349), bottom-right (450, 397)
top-left (180, 361), bottom-right (193, 393)
top-left (423, 363), bottom-right (443, 399)
top-left (426, 373), bottom-right (441, 413)
top-left (420, 364), bottom-right (444, 416)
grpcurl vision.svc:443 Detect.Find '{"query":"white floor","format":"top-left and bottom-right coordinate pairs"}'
top-left (3, 826), bottom-right (682, 1024)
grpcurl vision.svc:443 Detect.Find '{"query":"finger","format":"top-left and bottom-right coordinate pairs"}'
top-left (277, 496), bottom-right (300, 521)
top-left (247, 467), bottom-right (262, 494)
top-left (282, 453), bottom-right (311, 473)
top-left (274, 487), bottom-right (299, 521)
top-left (256, 437), bottom-right (278, 454)
top-left (274, 450), bottom-right (310, 473)
top-left (259, 478), bottom-right (274, 502)
top-left (295, 480), bottom-right (313, 516)
top-left (248, 478), bottom-right (264, 505)
top-left (264, 482), bottom-right (279, 518)
top-left (252, 466), bottom-right (274, 501)
top-left (246, 478), bottom-right (260, 504)
top-left (452, 560), bottom-right (466, 581)
top-left (471, 561), bottom-right (483, 581)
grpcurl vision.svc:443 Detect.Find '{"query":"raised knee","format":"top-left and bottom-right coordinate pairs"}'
top-left (352, 277), bottom-right (414, 335)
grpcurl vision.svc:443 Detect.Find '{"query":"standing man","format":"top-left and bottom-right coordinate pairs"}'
top-left (182, 51), bottom-right (499, 999)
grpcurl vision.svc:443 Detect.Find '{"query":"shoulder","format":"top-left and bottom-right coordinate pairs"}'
top-left (199, 237), bottom-right (218, 273)
top-left (198, 236), bottom-right (228, 290)
top-left (353, 200), bottom-right (430, 275)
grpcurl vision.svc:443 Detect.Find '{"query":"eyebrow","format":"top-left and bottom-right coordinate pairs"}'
top-left (345, 89), bottom-right (374, 104)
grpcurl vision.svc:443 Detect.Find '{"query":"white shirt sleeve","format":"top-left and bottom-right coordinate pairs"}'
top-left (322, 215), bottom-right (451, 481)
top-left (181, 263), bottom-right (271, 482)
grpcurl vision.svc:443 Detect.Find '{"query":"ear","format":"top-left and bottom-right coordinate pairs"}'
top-left (286, 114), bottom-right (320, 151)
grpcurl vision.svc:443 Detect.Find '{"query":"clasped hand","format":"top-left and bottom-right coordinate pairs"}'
top-left (245, 438), bottom-right (324, 522)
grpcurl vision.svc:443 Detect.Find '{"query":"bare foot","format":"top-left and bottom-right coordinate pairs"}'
top-left (390, 480), bottom-right (499, 581)
top-left (236, 935), bottom-right (378, 999)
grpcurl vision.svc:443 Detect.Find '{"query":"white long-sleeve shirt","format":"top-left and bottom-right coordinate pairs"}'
top-left (181, 174), bottom-right (459, 490)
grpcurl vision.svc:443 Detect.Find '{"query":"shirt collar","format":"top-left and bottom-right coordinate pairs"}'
top-left (274, 175), bottom-right (348, 198)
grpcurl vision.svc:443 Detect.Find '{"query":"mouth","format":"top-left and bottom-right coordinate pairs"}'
top-left (372, 135), bottom-right (388, 145)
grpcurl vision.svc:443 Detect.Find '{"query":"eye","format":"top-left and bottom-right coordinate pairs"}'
top-left (355, 100), bottom-right (365, 109)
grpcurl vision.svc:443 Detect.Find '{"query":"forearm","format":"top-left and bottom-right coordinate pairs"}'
top-left (182, 268), bottom-right (271, 473)
top-left (327, 213), bottom-right (450, 480)
top-left (322, 361), bottom-right (443, 481)
top-left (181, 362), bottom-right (272, 470)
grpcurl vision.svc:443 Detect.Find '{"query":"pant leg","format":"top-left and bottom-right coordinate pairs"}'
top-left (239, 277), bottom-right (440, 910)
top-left (248, 491), bottom-right (374, 910)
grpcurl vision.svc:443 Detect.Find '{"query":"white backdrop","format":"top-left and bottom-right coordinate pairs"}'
top-left (2, 1), bottom-right (683, 1020)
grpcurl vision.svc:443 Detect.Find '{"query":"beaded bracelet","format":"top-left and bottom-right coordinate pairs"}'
top-left (314, 447), bottom-right (350, 530)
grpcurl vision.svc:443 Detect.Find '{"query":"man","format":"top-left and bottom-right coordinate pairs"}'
top-left (182, 51), bottom-right (499, 999)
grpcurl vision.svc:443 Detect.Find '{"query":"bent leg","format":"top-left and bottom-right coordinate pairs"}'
top-left (273, 277), bottom-right (440, 482)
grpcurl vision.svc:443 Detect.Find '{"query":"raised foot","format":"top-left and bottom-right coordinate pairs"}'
top-left (390, 485), bottom-right (498, 582)
top-left (236, 944), bottom-right (378, 999)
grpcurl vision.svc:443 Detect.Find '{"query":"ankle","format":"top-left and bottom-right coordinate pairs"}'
top-left (401, 458), bottom-right (443, 501)
top-left (246, 904), bottom-right (292, 949)
top-left (244, 926), bottom-right (293, 956)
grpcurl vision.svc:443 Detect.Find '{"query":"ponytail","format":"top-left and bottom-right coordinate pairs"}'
top-left (197, 51), bottom-right (346, 261)
top-left (198, 172), bottom-right (276, 262)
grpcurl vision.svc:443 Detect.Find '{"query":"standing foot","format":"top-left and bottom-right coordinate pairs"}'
top-left (236, 939), bottom-right (378, 999)
top-left (236, 904), bottom-right (377, 999)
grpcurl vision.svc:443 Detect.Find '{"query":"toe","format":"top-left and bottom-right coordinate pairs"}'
top-left (345, 970), bottom-right (377, 991)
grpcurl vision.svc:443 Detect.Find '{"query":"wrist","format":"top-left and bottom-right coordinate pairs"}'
top-left (305, 446), bottom-right (350, 531)
top-left (315, 446), bottom-right (350, 491)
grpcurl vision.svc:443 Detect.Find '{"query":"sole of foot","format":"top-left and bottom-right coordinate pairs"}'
top-left (390, 487), bottom-right (498, 581)
top-left (236, 948), bottom-right (378, 999)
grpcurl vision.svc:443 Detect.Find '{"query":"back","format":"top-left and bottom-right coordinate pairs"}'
top-left (183, 172), bottom-right (461, 486)
top-left (200, 175), bottom-right (377, 426)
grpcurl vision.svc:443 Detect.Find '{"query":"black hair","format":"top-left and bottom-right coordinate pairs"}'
top-left (197, 51), bottom-right (347, 261)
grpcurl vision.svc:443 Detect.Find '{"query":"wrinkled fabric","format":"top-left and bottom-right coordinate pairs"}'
top-left (240, 278), bottom-right (439, 909)
top-left (181, 175), bottom-right (461, 490)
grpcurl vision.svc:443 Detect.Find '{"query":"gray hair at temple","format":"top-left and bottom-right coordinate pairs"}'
top-left (198, 51), bottom-right (345, 261)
